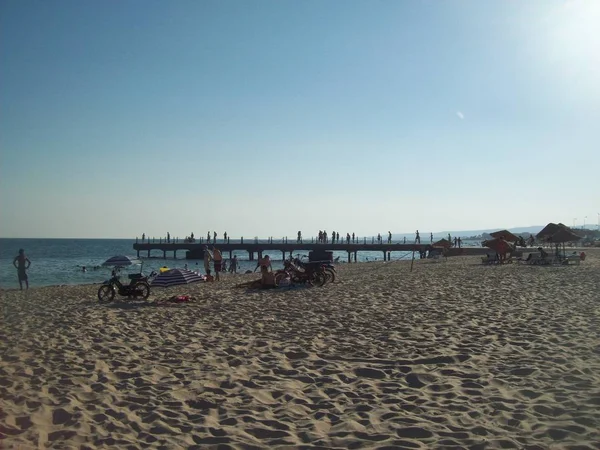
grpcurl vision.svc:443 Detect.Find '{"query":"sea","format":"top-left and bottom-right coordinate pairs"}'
top-left (0, 238), bottom-right (480, 289)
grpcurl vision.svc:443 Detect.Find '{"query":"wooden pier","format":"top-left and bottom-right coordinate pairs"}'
top-left (132, 241), bottom-right (439, 263)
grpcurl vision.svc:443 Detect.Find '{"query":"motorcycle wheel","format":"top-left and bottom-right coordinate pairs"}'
top-left (134, 282), bottom-right (151, 300)
top-left (310, 272), bottom-right (327, 287)
top-left (324, 268), bottom-right (336, 283)
top-left (274, 272), bottom-right (288, 287)
top-left (98, 285), bottom-right (115, 303)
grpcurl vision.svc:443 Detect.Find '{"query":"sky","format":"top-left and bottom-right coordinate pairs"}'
top-left (1, 0), bottom-right (599, 239)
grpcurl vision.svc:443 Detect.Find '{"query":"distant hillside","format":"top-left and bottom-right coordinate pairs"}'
top-left (389, 226), bottom-right (544, 240)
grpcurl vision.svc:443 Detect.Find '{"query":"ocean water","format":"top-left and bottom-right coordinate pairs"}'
top-left (0, 238), bottom-right (480, 289)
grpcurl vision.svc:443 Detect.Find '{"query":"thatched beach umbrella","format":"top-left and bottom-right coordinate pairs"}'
top-left (536, 223), bottom-right (566, 241)
top-left (432, 238), bottom-right (451, 248)
top-left (490, 230), bottom-right (519, 242)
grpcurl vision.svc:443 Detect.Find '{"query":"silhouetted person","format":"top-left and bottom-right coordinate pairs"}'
top-left (13, 249), bottom-right (31, 290)
top-left (297, 231), bottom-right (302, 243)
top-left (430, 232), bottom-right (433, 243)
top-left (142, 233), bottom-right (145, 242)
top-left (224, 231), bottom-right (228, 243)
top-left (352, 233), bottom-right (355, 243)
top-left (415, 230), bottom-right (420, 244)
top-left (167, 232), bottom-right (170, 243)
top-left (388, 231), bottom-right (392, 244)
top-left (207, 231), bottom-right (211, 244)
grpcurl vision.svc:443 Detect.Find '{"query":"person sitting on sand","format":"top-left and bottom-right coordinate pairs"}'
top-left (13, 249), bottom-right (31, 290)
top-left (538, 247), bottom-right (549, 260)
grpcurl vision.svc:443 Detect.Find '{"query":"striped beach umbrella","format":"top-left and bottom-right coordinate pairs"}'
top-left (102, 255), bottom-right (142, 267)
top-left (150, 269), bottom-right (205, 288)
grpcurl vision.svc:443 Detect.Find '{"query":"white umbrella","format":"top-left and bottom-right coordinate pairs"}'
top-left (150, 269), bottom-right (205, 288)
top-left (102, 255), bottom-right (142, 267)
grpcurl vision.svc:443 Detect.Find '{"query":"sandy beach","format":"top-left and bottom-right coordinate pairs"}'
top-left (2, 251), bottom-right (600, 449)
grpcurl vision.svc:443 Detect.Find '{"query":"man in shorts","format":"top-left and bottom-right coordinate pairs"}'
top-left (212, 246), bottom-right (223, 281)
top-left (13, 249), bottom-right (31, 290)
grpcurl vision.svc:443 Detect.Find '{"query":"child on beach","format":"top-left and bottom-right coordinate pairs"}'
top-left (13, 249), bottom-right (31, 290)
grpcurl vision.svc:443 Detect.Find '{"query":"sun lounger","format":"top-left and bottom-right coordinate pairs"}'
top-left (566, 255), bottom-right (581, 265)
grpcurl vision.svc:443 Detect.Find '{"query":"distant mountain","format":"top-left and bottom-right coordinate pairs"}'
top-left (389, 226), bottom-right (545, 240)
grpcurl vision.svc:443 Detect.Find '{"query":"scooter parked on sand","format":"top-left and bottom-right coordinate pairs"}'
top-left (97, 268), bottom-right (151, 302)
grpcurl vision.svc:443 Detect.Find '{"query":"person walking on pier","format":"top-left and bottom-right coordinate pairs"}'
top-left (207, 231), bottom-right (211, 244)
top-left (388, 231), bottom-right (392, 244)
top-left (352, 232), bottom-right (355, 243)
top-left (167, 232), bottom-right (171, 243)
top-left (297, 231), bottom-right (302, 243)
top-left (213, 231), bottom-right (217, 243)
top-left (415, 230), bottom-right (421, 244)
top-left (323, 230), bottom-right (328, 243)
top-left (430, 232), bottom-right (433, 243)
top-left (224, 231), bottom-right (228, 243)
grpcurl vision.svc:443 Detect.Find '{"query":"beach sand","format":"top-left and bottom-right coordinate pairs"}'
top-left (2, 251), bottom-right (600, 449)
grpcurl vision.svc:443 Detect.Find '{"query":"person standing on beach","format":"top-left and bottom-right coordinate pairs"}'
top-left (203, 246), bottom-right (212, 275)
top-left (13, 249), bottom-right (31, 290)
top-left (212, 246), bottom-right (223, 281)
top-left (229, 255), bottom-right (238, 273)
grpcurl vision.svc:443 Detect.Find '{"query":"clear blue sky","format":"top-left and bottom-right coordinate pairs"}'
top-left (1, 0), bottom-right (598, 238)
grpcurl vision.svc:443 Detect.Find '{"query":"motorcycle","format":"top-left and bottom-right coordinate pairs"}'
top-left (295, 256), bottom-right (337, 283)
top-left (274, 257), bottom-right (328, 287)
top-left (97, 267), bottom-right (151, 302)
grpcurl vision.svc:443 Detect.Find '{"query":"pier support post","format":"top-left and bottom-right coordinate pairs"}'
top-left (229, 250), bottom-right (232, 259)
top-left (347, 251), bottom-right (351, 263)
top-left (383, 251), bottom-right (386, 261)
top-left (258, 251), bottom-right (263, 260)
top-left (137, 250), bottom-right (140, 258)
top-left (147, 250), bottom-right (150, 258)
top-left (282, 250), bottom-right (285, 261)
top-left (354, 251), bottom-right (358, 263)
top-left (174, 250), bottom-right (177, 259)
top-left (163, 250), bottom-right (166, 259)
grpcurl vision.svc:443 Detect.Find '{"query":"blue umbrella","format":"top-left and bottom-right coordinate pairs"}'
top-left (150, 269), bottom-right (204, 288)
top-left (102, 255), bottom-right (142, 267)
